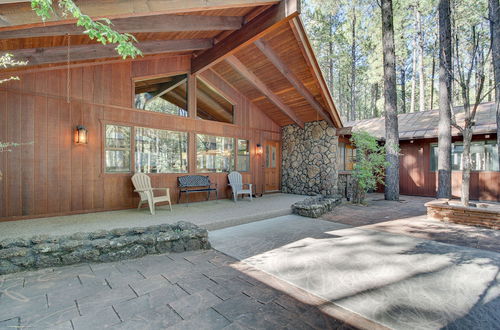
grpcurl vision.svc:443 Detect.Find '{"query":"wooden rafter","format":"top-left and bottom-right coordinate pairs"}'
top-left (254, 38), bottom-right (334, 127)
top-left (191, 0), bottom-right (299, 74)
top-left (0, 14), bottom-right (243, 39)
top-left (6, 39), bottom-right (213, 66)
top-left (225, 54), bottom-right (304, 128)
top-left (144, 76), bottom-right (187, 107)
top-left (0, 0), bottom-right (279, 28)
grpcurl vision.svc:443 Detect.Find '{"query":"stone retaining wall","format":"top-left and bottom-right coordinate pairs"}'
top-left (292, 195), bottom-right (342, 218)
top-left (282, 121), bottom-right (339, 196)
top-left (426, 201), bottom-right (500, 230)
top-left (0, 221), bottom-right (210, 275)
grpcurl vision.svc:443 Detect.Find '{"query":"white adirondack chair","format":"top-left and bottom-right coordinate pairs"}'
top-left (228, 171), bottom-right (253, 202)
top-left (131, 173), bottom-right (172, 215)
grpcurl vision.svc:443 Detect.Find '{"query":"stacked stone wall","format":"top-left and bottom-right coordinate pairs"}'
top-left (282, 121), bottom-right (339, 196)
top-left (0, 221), bottom-right (210, 275)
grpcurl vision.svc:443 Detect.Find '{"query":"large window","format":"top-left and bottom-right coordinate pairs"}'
top-left (196, 134), bottom-right (234, 172)
top-left (105, 125), bottom-right (131, 173)
top-left (339, 142), bottom-right (356, 171)
top-left (196, 78), bottom-right (234, 123)
top-left (237, 139), bottom-right (250, 172)
top-left (134, 74), bottom-right (188, 117)
top-left (431, 140), bottom-right (499, 172)
top-left (135, 127), bottom-right (188, 173)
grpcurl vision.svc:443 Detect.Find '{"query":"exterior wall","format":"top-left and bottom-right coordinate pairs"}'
top-left (0, 55), bottom-right (281, 221)
top-left (398, 136), bottom-right (500, 201)
top-left (281, 121), bottom-right (339, 196)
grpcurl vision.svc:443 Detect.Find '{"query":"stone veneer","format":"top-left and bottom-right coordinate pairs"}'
top-left (0, 221), bottom-right (210, 275)
top-left (281, 121), bottom-right (339, 196)
top-left (426, 201), bottom-right (500, 230)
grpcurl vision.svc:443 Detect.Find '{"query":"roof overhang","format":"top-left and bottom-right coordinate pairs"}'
top-left (0, 0), bottom-right (342, 128)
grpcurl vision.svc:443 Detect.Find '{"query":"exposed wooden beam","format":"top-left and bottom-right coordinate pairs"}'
top-left (0, 0), bottom-right (279, 28)
top-left (145, 76), bottom-right (187, 106)
top-left (254, 38), bottom-right (334, 127)
top-left (289, 17), bottom-right (342, 128)
top-left (191, 0), bottom-right (299, 74)
top-left (0, 14), bottom-right (243, 39)
top-left (4, 39), bottom-right (212, 66)
top-left (225, 54), bottom-right (304, 128)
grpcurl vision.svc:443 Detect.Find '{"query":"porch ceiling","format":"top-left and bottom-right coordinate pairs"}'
top-left (0, 0), bottom-right (342, 128)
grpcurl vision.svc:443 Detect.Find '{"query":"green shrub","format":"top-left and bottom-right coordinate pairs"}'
top-left (349, 131), bottom-right (388, 203)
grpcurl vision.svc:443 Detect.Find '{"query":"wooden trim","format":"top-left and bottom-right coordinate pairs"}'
top-left (254, 38), bottom-right (334, 127)
top-left (9, 39), bottom-right (213, 67)
top-left (225, 55), bottom-right (304, 128)
top-left (191, 0), bottom-right (299, 73)
top-left (0, 14), bottom-right (243, 38)
top-left (289, 17), bottom-right (343, 128)
top-left (0, 0), bottom-right (280, 28)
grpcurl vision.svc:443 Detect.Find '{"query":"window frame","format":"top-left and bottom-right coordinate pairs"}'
top-left (236, 139), bottom-right (250, 172)
top-left (103, 124), bottom-right (133, 174)
top-left (195, 76), bottom-right (236, 124)
top-left (134, 126), bottom-right (189, 174)
top-left (132, 72), bottom-right (190, 118)
top-left (430, 140), bottom-right (499, 172)
top-left (195, 134), bottom-right (235, 173)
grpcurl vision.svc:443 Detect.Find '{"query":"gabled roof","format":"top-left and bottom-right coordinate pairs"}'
top-left (344, 102), bottom-right (497, 140)
top-left (0, 0), bottom-right (342, 128)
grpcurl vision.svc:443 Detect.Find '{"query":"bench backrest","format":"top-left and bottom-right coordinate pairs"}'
top-left (178, 175), bottom-right (211, 187)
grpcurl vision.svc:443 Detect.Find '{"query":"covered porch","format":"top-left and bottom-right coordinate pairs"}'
top-left (0, 193), bottom-right (305, 240)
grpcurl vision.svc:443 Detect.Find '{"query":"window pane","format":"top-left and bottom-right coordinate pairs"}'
top-left (105, 125), bottom-right (130, 149)
top-left (470, 141), bottom-right (485, 171)
top-left (452, 143), bottom-right (464, 170)
top-left (196, 134), bottom-right (234, 172)
top-left (345, 145), bottom-right (355, 171)
top-left (105, 125), bottom-right (131, 173)
top-left (134, 74), bottom-right (188, 117)
top-left (430, 144), bottom-right (438, 171)
top-left (196, 78), bottom-right (234, 123)
top-left (135, 127), bottom-right (188, 173)
top-left (237, 139), bottom-right (250, 172)
top-left (485, 141), bottom-right (499, 171)
top-left (105, 150), bottom-right (131, 173)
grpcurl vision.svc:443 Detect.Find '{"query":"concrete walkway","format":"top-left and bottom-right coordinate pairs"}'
top-left (210, 215), bottom-right (500, 330)
top-left (0, 193), bottom-right (305, 240)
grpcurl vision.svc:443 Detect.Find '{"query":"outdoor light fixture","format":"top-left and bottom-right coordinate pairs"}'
top-left (256, 144), bottom-right (263, 155)
top-left (74, 125), bottom-right (88, 144)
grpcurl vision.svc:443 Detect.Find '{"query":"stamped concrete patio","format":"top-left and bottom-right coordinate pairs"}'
top-left (1, 194), bottom-right (499, 329)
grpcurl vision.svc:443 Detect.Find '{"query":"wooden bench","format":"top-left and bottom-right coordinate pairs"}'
top-left (177, 175), bottom-right (218, 205)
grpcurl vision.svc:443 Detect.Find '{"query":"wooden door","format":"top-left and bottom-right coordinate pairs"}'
top-left (264, 140), bottom-right (280, 192)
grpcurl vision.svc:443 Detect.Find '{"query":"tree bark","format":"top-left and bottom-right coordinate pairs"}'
top-left (381, 0), bottom-right (400, 201)
top-left (489, 0), bottom-right (500, 167)
top-left (350, 9), bottom-right (357, 121)
top-left (437, 0), bottom-right (452, 199)
top-left (417, 7), bottom-right (425, 112)
top-left (430, 47), bottom-right (436, 109)
top-left (410, 43), bottom-right (417, 112)
top-left (461, 128), bottom-right (473, 206)
top-left (400, 67), bottom-right (406, 113)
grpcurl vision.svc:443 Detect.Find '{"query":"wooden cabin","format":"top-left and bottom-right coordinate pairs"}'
top-left (341, 102), bottom-right (500, 202)
top-left (0, 0), bottom-right (342, 221)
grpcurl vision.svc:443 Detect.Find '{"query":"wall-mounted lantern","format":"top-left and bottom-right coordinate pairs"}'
top-left (256, 143), bottom-right (263, 155)
top-left (74, 125), bottom-right (88, 144)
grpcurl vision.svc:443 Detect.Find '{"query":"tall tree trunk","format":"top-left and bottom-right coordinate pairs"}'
top-left (381, 0), bottom-right (400, 201)
top-left (489, 0), bottom-right (500, 166)
top-left (461, 128), bottom-right (473, 206)
top-left (351, 10), bottom-right (357, 121)
top-left (329, 14), bottom-right (334, 95)
top-left (410, 42), bottom-right (417, 112)
top-left (401, 67), bottom-right (406, 113)
top-left (430, 44), bottom-right (436, 109)
top-left (417, 7), bottom-right (425, 111)
top-left (437, 0), bottom-right (452, 199)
